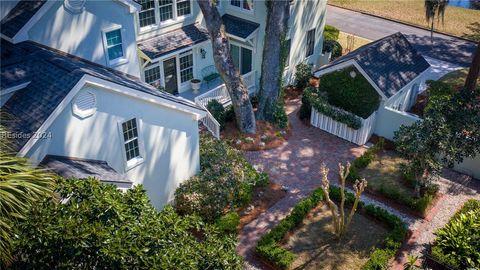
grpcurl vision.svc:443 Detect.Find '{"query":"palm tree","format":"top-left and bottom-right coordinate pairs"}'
top-left (424, 0), bottom-right (449, 42)
top-left (0, 127), bottom-right (55, 266)
top-left (425, 0), bottom-right (479, 91)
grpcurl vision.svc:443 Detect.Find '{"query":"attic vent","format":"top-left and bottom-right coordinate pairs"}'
top-left (72, 91), bottom-right (96, 118)
top-left (64, 0), bottom-right (86, 14)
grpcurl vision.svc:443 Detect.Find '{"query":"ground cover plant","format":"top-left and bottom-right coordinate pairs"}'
top-left (11, 178), bottom-right (242, 269)
top-left (255, 185), bottom-right (407, 270)
top-left (328, 0), bottom-right (480, 41)
top-left (347, 140), bottom-right (439, 216)
top-left (431, 199), bottom-right (480, 269)
top-left (175, 135), bottom-right (269, 221)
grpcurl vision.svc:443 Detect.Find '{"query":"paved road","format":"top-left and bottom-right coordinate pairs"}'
top-left (326, 5), bottom-right (478, 67)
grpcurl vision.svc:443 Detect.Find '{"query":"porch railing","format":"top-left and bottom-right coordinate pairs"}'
top-left (194, 71), bottom-right (256, 139)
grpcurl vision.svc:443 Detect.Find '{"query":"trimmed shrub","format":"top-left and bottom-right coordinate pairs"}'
top-left (175, 135), bottom-right (268, 221)
top-left (322, 39), bottom-right (343, 60)
top-left (294, 63), bottom-right (313, 89)
top-left (215, 212), bottom-right (240, 234)
top-left (324, 25), bottom-right (340, 41)
top-left (299, 86), bottom-right (317, 120)
top-left (12, 178), bottom-right (242, 269)
top-left (207, 99), bottom-right (226, 130)
top-left (319, 66), bottom-right (380, 118)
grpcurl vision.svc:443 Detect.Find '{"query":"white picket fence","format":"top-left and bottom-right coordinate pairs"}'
top-left (310, 109), bottom-right (377, 145)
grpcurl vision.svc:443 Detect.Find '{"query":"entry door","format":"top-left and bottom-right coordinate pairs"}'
top-left (163, 57), bottom-right (178, 94)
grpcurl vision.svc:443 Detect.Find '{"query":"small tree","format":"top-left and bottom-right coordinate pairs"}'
top-left (320, 162), bottom-right (367, 238)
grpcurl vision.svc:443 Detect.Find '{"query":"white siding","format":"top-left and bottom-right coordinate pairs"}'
top-left (28, 1), bottom-right (141, 77)
top-left (26, 85), bottom-right (200, 208)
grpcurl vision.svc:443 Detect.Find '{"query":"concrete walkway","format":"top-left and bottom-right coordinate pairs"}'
top-left (326, 5), bottom-right (477, 67)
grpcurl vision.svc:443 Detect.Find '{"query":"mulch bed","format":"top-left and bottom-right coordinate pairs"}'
top-left (221, 120), bottom-right (291, 151)
top-left (237, 182), bottom-right (287, 230)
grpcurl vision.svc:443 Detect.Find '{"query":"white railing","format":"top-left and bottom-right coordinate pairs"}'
top-left (194, 71), bottom-right (256, 139)
top-left (310, 109), bottom-right (377, 146)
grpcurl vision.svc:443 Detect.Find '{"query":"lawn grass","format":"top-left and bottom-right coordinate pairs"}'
top-left (359, 151), bottom-right (415, 198)
top-left (329, 0), bottom-right (480, 41)
top-left (284, 204), bottom-right (389, 270)
top-left (439, 68), bottom-right (480, 91)
top-left (338, 31), bottom-right (372, 52)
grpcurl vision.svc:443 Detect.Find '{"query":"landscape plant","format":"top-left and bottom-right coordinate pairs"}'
top-left (11, 177), bottom-right (242, 269)
top-left (431, 199), bottom-right (480, 269)
top-left (0, 126), bottom-right (55, 267)
top-left (320, 162), bottom-right (367, 238)
top-left (294, 63), bottom-right (313, 89)
top-left (175, 135), bottom-right (269, 221)
top-left (207, 99), bottom-right (226, 130)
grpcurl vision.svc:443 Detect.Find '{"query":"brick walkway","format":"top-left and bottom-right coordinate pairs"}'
top-left (238, 98), bottom-right (480, 270)
top-left (238, 98), bottom-right (366, 269)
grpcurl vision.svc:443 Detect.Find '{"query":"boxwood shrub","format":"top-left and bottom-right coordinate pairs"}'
top-left (256, 186), bottom-right (406, 270)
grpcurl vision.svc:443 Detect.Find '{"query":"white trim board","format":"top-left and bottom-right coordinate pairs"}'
top-left (1, 81), bottom-right (31, 96)
top-left (16, 74), bottom-right (206, 157)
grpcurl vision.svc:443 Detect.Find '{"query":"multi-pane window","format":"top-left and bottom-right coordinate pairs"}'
top-left (179, 51), bottom-right (193, 83)
top-left (230, 44), bottom-right (253, 75)
top-left (230, 0), bottom-right (253, 11)
top-left (121, 118), bottom-right (140, 161)
top-left (138, 0), bottom-right (156, 27)
top-left (176, 0), bottom-right (191, 16)
top-left (105, 29), bottom-right (124, 61)
top-left (159, 0), bottom-right (174, 22)
top-left (306, 29), bottom-right (315, 57)
top-left (144, 66), bottom-right (161, 84)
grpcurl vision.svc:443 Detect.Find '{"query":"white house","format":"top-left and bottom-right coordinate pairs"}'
top-left (0, 39), bottom-right (206, 208)
top-left (313, 32), bottom-right (431, 145)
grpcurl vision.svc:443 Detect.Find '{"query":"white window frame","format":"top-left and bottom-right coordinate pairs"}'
top-left (305, 28), bottom-right (316, 58)
top-left (138, 0), bottom-right (157, 29)
top-left (229, 0), bottom-right (254, 13)
top-left (229, 40), bottom-right (254, 75)
top-left (102, 25), bottom-right (128, 67)
top-left (138, 0), bottom-right (193, 33)
top-left (179, 50), bottom-right (194, 85)
top-left (118, 117), bottom-right (146, 171)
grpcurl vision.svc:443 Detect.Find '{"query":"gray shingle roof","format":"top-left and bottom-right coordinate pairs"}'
top-left (222, 14), bottom-right (260, 39)
top-left (1, 39), bottom-right (204, 153)
top-left (316, 32), bottom-right (430, 98)
top-left (41, 155), bottom-right (132, 185)
top-left (137, 23), bottom-right (209, 59)
top-left (0, 0), bottom-right (46, 39)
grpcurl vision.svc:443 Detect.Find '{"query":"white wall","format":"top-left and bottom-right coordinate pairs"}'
top-left (26, 85), bottom-right (200, 208)
top-left (373, 105), bottom-right (422, 141)
top-left (454, 156), bottom-right (480, 180)
top-left (28, 1), bottom-right (141, 77)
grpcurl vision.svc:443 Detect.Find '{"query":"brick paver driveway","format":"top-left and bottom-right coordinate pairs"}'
top-left (238, 98), bottom-right (366, 269)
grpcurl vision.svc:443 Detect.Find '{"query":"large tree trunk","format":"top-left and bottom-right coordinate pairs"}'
top-left (464, 42), bottom-right (480, 92)
top-left (197, 0), bottom-right (256, 134)
top-left (256, 0), bottom-right (290, 121)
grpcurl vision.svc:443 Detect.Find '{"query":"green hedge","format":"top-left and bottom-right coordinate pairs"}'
top-left (300, 86), bottom-right (363, 129)
top-left (256, 186), bottom-right (406, 270)
top-left (431, 199), bottom-right (480, 269)
top-left (346, 139), bottom-right (438, 215)
top-left (324, 25), bottom-right (340, 41)
top-left (319, 67), bottom-right (380, 118)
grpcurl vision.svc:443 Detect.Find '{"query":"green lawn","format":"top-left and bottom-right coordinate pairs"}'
top-left (439, 68), bottom-right (480, 91)
top-left (338, 31), bottom-right (371, 52)
top-left (329, 0), bottom-right (480, 41)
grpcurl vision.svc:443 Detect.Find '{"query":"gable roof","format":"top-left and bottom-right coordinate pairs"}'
top-left (138, 23), bottom-right (209, 60)
top-left (1, 39), bottom-right (205, 153)
top-left (41, 155), bottom-right (132, 186)
top-left (0, 0), bottom-right (46, 39)
top-left (221, 14), bottom-right (260, 39)
top-left (315, 32), bottom-right (430, 98)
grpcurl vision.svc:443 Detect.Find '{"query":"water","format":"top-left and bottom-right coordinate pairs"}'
top-left (448, 0), bottom-right (480, 10)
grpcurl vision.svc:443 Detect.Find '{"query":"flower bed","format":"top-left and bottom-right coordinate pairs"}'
top-left (430, 199), bottom-right (480, 269)
top-left (347, 139), bottom-right (439, 216)
top-left (255, 186), bottom-right (407, 270)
